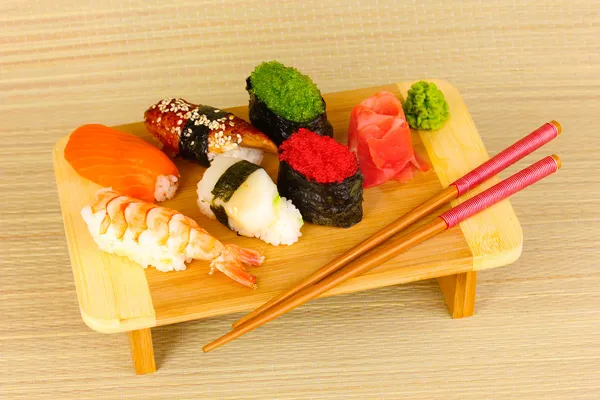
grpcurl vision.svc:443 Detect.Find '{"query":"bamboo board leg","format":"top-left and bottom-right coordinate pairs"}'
top-left (437, 271), bottom-right (477, 318)
top-left (127, 328), bottom-right (157, 375)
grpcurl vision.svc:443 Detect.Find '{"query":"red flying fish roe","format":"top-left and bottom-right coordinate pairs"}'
top-left (279, 129), bottom-right (358, 184)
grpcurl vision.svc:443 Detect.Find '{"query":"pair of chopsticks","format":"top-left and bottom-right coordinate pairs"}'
top-left (204, 121), bottom-right (562, 353)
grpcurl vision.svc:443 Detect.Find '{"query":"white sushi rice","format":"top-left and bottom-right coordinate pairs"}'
top-left (207, 147), bottom-right (264, 165)
top-left (81, 205), bottom-right (191, 272)
top-left (197, 156), bottom-right (303, 246)
top-left (154, 174), bottom-right (179, 202)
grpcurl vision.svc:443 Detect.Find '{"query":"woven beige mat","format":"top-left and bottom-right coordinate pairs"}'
top-left (1, 0), bottom-right (598, 398)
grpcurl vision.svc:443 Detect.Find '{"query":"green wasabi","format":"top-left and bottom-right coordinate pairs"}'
top-left (249, 61), bottom-right (325, 123)
top-left (403, 81), bottom-right (450, 130)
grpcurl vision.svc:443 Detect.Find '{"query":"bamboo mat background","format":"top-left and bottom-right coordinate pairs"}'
top-left (1, 0), bottom-right (599, 398)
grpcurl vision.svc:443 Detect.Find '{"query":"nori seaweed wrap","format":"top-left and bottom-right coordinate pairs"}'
top-left (209, 160), bottom-right (262, 227)
top-left (246, 61), bottom-right (333, 146)
top-left (277, 129), bottom-right (363, 228)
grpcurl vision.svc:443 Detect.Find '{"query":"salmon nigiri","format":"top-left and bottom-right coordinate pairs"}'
top-left (64, 124), bottom-right (180, 203)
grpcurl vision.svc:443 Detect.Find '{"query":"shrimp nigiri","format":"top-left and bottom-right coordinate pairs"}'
top-left (144, 98), bottom-right (277, 166)
top-left (81, 188), bottom-right (264, 288)
top-left (65, 124), bottom-right (180, 203)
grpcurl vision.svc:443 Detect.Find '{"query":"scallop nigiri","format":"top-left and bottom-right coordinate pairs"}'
top-left (197, 157), bottom-right (303, 246)
top-left (64, 124), bottom-right (180, 203)
top-left (81, 188), bottom-right (264, 288)
top-left (144, 98), bottom-right (278, 166)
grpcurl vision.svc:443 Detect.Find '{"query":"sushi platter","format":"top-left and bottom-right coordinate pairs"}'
top-left (53, 79), bottom-right (524, 374)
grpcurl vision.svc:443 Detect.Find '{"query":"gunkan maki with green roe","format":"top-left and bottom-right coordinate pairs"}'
top-left (246, 61), bottom-right (333, 145)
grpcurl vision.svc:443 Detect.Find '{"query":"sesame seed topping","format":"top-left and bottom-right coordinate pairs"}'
top-left (157, 117), bottom-right (161, 122)
top-left (156, 98), bottom-right (191, 114)
top-left (177, 120), bottom-right (182, 125)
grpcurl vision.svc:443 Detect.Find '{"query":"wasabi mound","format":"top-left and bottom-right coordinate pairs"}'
top-left (403, 81), bottom-right (449, 130)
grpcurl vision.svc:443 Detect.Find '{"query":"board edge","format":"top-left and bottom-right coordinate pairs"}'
top-left (53, 136), bottom-right (157, 334)
top-left (397, 79), bottom-right (523, 272)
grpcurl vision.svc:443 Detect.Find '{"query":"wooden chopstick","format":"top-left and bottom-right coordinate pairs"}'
top-left (231, 121), bottom-right (562, 330)
top-left (204, 154), bottom-right (562, 352)
top-left (232, 185), bottom-right (458, 329)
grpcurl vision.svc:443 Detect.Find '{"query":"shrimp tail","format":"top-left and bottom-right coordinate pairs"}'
top-left (210, 245), bottom-right (263, 289)
top-left (225, 244), bottom-right (265, 267)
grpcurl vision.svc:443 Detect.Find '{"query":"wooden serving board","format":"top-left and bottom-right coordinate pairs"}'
top-left (53, 80), bottom-right (522, 334)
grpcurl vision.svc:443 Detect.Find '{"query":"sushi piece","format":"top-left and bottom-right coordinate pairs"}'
top-left (246, 61), bottom-right (333, 145)
top-left (348, 91), bottom-right (430, 188)
top-left (64, 124), bottom-right (180, 203)
top-left (81, 188), bottom-right (264, 288)
top-left (278, 129), bottom-right (364, 228)
top-left (144, 98), bottom-right (277, 166)
top-left (197, 157), bottom-right (303, 246)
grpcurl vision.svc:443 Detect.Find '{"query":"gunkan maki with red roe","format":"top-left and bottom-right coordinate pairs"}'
top-left (278, 129), bottom-right (363, 228)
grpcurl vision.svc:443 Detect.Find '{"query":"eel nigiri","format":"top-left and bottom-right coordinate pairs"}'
top-left (65, 124), bottom-right (180, 203)
top-left (144, 98), bottom-right (278, 166)
top-left (197, 157), bottom-right (303, 246)
top-left (81, 188), bottom-right (264, 288)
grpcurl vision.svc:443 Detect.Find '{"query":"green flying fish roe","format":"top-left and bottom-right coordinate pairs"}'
top-left (249, 61), bottom-right (325, 123)
top-left (403, 81), bottom-right (450, 130)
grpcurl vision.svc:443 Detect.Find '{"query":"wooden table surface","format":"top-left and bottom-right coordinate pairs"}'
top-left (1, 1), bottom-right (598, 398)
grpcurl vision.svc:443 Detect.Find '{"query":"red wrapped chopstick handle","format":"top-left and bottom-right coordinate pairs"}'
top-left (441, 155), bottom-right (561, 229)
top-left (451, 121), bottom-right (561, 196)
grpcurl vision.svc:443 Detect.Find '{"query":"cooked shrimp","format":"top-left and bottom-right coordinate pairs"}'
top-left (81, 188), bottom-right (264, 288)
